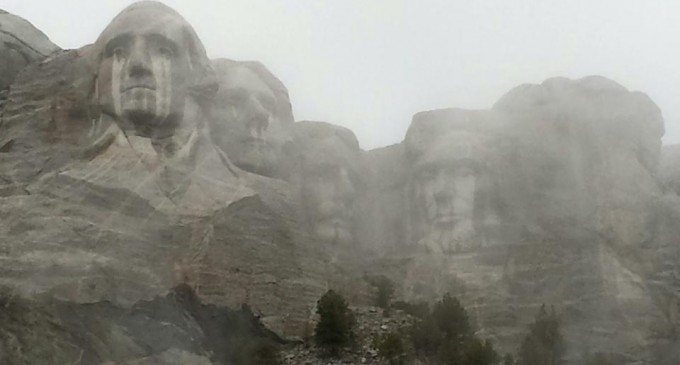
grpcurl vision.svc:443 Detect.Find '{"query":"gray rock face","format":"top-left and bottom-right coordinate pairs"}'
top-left (0, 2), bottom-right (326, 348)
top-left (361, 76), bottom-right (677, 363)
top-left (0, 284), bottom-right (283, 365)
top-left (660, 144), bottom-right (680, 195)
top-left (0, 10), bottom-right (59, 91)
top-left (0, 4), bottom-right (678, 365)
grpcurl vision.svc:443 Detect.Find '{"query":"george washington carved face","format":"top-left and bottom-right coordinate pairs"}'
top-left (94, 2), bottom-right (216, 139)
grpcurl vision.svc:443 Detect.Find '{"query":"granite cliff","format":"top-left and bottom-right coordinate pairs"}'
top-left (0, 3), bottom-right (679, 365)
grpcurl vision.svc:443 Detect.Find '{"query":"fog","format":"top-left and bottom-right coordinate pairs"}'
top-left (2, 1), bottom-right (680, 363)
top-left (3, 0), bottom-right (679, 149)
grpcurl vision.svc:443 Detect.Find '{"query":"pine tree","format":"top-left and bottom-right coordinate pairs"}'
top-left (517, 305), bottom-right (563, 365)
top-left (314, 290), bottom-right (355, 357)
top-left (432, 293), bottom-right (470, 343)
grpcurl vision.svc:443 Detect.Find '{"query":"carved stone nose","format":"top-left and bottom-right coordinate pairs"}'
top-left (247, 114), bottom-right (269, 140)
top-left (336, 169), bottom-right (355, 203)
top-left (128, 38), bottom-right (152, 77)
top-left (434, 189), bottom-right (452, 206)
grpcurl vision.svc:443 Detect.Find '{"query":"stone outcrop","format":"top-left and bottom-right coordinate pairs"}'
top-left (0, 4), bottom-right (327, 354)
top-left (361, 76), bottom-right (678, 363)
top-left (0, 285), bottom-right (282, 365)
top-left (0, 10), bottom-right (59, 92)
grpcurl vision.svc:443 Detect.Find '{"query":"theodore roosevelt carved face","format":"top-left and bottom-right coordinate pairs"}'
top-left (289, 122), bottom-right (362, 246)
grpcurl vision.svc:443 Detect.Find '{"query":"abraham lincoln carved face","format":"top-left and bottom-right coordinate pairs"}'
top-left (407, 128), bottom-right (496, 254)
top-left (94, 1), bottom-right (215, 139)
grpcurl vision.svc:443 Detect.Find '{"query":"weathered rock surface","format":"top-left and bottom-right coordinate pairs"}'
top-left (0, 3), bottom-right (327, 349)
top-left (0, 5), bottom-right (678, 365)
top-left (361, 76), bottom-right (678, 363)
top-left (0, 285), bottom-right (284, 365)
top-left (0, 10), bottom-right (59, 91)
top-left (660, 144), bottom-right (680, 195)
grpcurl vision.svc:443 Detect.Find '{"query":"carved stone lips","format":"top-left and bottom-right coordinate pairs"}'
top-left (243, 136), bottom-right (265, 144)
top-left (121, 84), bottom-right (156, 92)
top-left (434, 212), bottom-right (460, 224)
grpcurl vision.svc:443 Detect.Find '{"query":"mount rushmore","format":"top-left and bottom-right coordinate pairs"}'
top-left (0, 2), bottom-right (679, 364)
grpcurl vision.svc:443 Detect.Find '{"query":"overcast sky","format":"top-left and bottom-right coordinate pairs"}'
top-left (3, 0), bottom-right (679, 149)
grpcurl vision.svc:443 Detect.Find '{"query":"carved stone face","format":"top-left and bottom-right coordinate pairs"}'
top-left (416, 162), bottom-right (476, 229)
top-left (95, 3), bottom-right (195, 138)
top-left (410, 133), bottom-right (485, 253)
top-left (209, 61), bottom-right (291, 176)
top-left (301, 143), bottom-right (357, 245)
top-left (290, 123), bottom-right (361, 246)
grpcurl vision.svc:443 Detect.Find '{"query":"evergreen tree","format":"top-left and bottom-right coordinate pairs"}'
top-left (411, 315), bottom-right (444, 358)
top-left (314, 290), bottom-right (355, 357)
top-left (462, 338), bottom-right (499, 365)
top-left (375, 276), bottom-right (395, 310)
top-left (410, 293), bottom-right (499, 364)
top-left (432, 293), bottom-right (470, 343)
top-left (518, 305), bottom-right (563, 365)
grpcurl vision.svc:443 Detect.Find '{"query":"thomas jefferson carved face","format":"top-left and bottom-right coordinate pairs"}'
top-left (95, 2), bottom-right (206, 138)
top-left (209, 60), bottom-right (292, 176)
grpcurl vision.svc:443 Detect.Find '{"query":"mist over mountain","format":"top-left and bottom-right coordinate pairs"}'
top-left (0, 2), bottom-right (679, 364)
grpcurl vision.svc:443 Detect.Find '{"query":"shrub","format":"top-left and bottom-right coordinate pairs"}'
top-left (314, 290), bottom-right (355, 357)
top-left (376, 332), bottom-right (406, 365)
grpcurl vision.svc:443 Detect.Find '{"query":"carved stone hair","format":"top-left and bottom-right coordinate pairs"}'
top-left (211, 58), bottom-right (294, 125)
top-left (92, 1), bottom-right (217, 105)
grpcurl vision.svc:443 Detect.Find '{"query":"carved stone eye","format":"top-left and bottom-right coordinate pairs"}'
top-left (159, 46), bottom-right (174, 58)
top-left (112, 47), bottom-right (126, 59)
